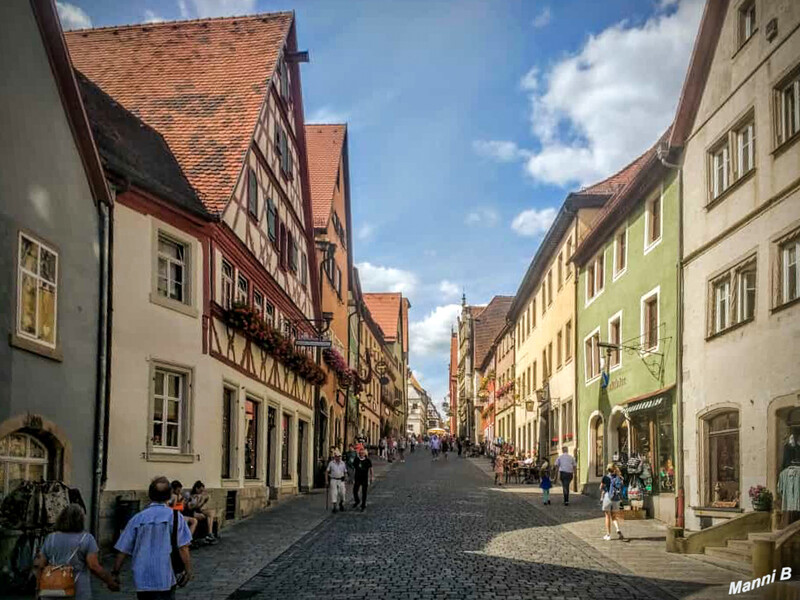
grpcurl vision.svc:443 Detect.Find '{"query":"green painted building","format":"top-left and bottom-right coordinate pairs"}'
top-left (573, 143), bottom-right (679, 523)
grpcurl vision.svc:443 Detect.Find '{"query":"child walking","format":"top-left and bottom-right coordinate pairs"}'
top-left (494, 454), bottom-right (504, 486)
top-left (540, 470), bottom-right (552, 505)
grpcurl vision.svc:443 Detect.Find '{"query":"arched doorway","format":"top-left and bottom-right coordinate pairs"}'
top-left (588, 413), bottom-right (604, 480)
top-left (608, 408), bottom-right (630, 462)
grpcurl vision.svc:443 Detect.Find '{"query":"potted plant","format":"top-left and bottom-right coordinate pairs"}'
top-left (748, 485), bottom-right (773, 511)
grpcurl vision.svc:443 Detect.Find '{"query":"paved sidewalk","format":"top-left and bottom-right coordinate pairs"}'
top-left (469, 457), bottom-right (757, 599)
top-left (86, 457), bottom-right (396, 600)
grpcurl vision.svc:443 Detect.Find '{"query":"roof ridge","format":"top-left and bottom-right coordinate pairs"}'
top-left (575, 143), bottom-right (653, 195)
top-left (306, 123), bottom-right (347, 128)
top-left (65, 11), bottom-right (294, 34)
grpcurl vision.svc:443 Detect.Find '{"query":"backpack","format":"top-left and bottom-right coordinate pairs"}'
top-left (607, 475), bottom-right (622, 502)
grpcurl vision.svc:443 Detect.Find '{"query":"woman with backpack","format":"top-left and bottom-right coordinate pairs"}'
top-left (601, 463), bottom-right (625, 541)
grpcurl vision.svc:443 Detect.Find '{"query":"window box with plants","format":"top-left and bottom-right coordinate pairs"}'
top-left (223, 303), bottom-right (327, 385)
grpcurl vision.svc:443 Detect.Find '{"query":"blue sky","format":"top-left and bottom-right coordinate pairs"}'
top-left (57, 0), bottom-right (704, 409)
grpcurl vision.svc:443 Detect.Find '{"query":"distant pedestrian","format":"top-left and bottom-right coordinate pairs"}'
top-left (35, 504), bottom-right (119, 599)
top-left (112, 476), bottom-right (193, 599)
top-left (555, 446), bottom-right (576, 505)
top-left (326, 449), bottom-right (347, 513)
top-left (430, 434), bottom-right (441, 460)
top-left (442, 437), bottom-right (449, 460)
top-left (601, 464), bottom-right (625, 541)
top-left (457, 438), bottom-right (463, 457)
top-left (398, 437), bottom-right (407, 462)
top-left (352, 446), bottom-right (374, 511)
top-left (494, 454), bottom-right (504, 486)
top-left (378, 437), bottom-right (386, 459)
top-left (540, 471), bottom-right (552, 505)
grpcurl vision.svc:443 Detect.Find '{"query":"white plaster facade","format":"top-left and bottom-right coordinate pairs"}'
top-left (680, 0), bottom-right (800, 530)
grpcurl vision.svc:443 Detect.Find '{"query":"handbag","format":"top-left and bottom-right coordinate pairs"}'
top-left (38, 533), bottom-right (86, 597)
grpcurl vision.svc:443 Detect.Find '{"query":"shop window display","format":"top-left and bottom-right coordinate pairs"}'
top-left (628, 400), bottom-right (674, 495)
top-left (777, 407), bottom-right (800, 526)
top-left (594, 417), bottom-right (604, 478)
top-left (706, 410), bottom-right (740, 507)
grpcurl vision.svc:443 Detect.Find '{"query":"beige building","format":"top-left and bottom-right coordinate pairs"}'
top-left (508, 195), bottom-right (606, 465)
top-left (669, 0), bottom-right (800, 530)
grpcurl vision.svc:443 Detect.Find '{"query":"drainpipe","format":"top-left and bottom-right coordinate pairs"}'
top-left (91, 195), bottom-right (113, 537)
top-left (660, 146), bottom-right (685, 528)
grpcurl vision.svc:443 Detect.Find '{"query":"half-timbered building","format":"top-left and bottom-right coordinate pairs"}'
top-left (65, 13), bottom-right (322, 540)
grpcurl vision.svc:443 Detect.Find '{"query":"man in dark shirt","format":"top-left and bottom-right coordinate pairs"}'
top-left (352, 446), bottom-right (374, 512)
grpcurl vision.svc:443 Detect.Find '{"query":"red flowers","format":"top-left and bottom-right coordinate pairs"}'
top-left (322, 348), bottom-right (362, 393)
top-left (224, 303), bottom-right (327, 386)
top-left (496, 381), bottom-right (515, 399)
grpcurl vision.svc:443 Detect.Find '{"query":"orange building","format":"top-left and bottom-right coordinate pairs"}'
top-left (306, 124), bottom-right (353, 455)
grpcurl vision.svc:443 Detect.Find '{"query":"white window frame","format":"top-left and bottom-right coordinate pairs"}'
top-left (640, 286), bottom-right (661, 354)
top-left (221, 259), bottom-right (234, 309)
top-left (782, 237), bottom-right (800, 305)
top-left (583, 326), bottom-right (602, 385)
top-left (612, 224), bottom-right (628, 281)
top-left (157, 235), bottom-right (187, 303)
top-left (644, 187), bottom-right (663, 255)
top-left (149, 362), bottom-right (193, 457)
top-left (736, 121), bottom-right (755, 176)
top-left (738, 0), bottom-right (756, 46)
top-left (0, 433), bottom-right (49, 498)
top-left (585, 251), bottom-right (605, 307)
top-left (713, 276), bottom-right (731, 334)
top-left (237, 273), bottom-right (249, 305)
top-left (777, 72), bottom-right (800, 147)
top-left (607, 310), bottom-right (623, 372)
top-left (737, 264), bottom-right (757, 323)
top-left (16, 232), bottom-right (59, 349)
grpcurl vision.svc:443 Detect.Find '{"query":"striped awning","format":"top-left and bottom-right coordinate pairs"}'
top-left (625, 395), bottom-right (666, 415)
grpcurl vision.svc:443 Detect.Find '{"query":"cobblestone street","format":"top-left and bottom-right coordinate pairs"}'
top-left (226, 451), bottom-right (754, 600)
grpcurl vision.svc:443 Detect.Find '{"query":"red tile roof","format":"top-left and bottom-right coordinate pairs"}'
top-left (572, 144), bottom-right (656, 198)
top-left (572, 127), bottom-right (672, 265)
top-left (64, 13), bottom-right (294, 215)
top-left (473, 296), bottom-right (514, 370)
top-left (305, 124), bottom-right (346, 228)
top-left (363, 293), bottom-right (402, 342)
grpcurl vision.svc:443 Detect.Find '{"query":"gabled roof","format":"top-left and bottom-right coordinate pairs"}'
top-left (506, 150), bottom-right (652, 322)
top-left (64, 12), bottom-right (294, 215)
top-left (363, 293), bottom-right (402, 342)
top-left (29, 0), bottom-right (111, 207)
top-left (473, 296), bottom-right (514, 371)
top-left (77, 72), bottom-right (209, 218)
top-left (669, 0), bottom-right (730, 149)
top-left (572, 128), bottom-right (671, 266)
top-left (305, 124), bottom-right (346, 228)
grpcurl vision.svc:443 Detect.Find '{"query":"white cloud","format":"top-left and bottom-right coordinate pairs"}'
top-left (480, 0), bottom-right (703, 188)
top-left (356, 262), bottom-right (418, 295)
top-left (308, 106), bottom-right (350, 125)
top-left (439, 280), bottom-right (460, 300)
top-left (519, 67), bottom-right (539, 92)
top-left (178, 0), bottom-right (256, 18)
top-left (472, 140), bottom-right (529, 163)
top-left (143, 9), bottom-right (165, 23)
top-left (357, 223), bottom-right (375, 241)
top-left (522, 0), bottom-right (703, 186)
top-left (532, 6), bottom-right (552, 29)
top-left (511, 207), bottom-right (558, 237)
top-left (410, 304), bottom-right (461, 357)
top-left (56, 2), bottom-right (92, 30)
top-left (465, 207), bottom-right (499, 226)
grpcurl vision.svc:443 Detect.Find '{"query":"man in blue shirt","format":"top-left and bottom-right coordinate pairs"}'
top-left (112, 476), bottom-right (193, 599)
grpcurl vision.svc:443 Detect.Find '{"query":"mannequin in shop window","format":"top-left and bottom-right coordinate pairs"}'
top-left (778, 426), bottom-right (800, 526)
